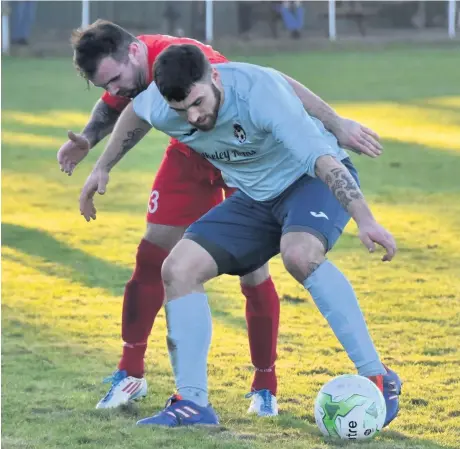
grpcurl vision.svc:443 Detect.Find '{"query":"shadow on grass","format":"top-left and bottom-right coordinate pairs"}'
top-left (2, 222), bottom-right (132, 294)
top-left (2, 222), bottom-right (249, 333)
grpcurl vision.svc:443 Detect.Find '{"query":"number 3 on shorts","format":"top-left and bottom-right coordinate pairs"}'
top-left (148, 190), bottom-right (159, 214)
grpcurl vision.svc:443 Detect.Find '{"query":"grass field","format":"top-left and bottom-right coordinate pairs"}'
top-left (2, 45), bottom-right (460, 449)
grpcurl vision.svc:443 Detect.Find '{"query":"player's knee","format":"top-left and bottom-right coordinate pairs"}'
top-left (281, 232), bottom-right (326, 283)
top-left (161, 252), bottom-right (193, 289)
top-left (161, 240), bottom-right (218, 296)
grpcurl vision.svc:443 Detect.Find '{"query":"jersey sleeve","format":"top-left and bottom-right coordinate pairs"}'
top-left (249, 70), bottom-right (337, 177)
top-left (132, 82), bottom-right (164, 127)
top-left (101, 91), bottom-right (131, 112)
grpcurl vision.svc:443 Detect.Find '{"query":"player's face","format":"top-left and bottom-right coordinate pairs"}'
top-left (91, 48), bottom-right (147, 98)
top-left (168, 74), bottom-right (222, 132)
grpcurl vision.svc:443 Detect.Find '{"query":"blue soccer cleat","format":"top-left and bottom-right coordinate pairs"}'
top-left (381, 366), bottom-right (402, 427)
top-left (136, 394), bottom-right (219, 427)
top-left (368, 365), bottom-right (402, 427)
top-left (246, 389), bottom-right (279, 417)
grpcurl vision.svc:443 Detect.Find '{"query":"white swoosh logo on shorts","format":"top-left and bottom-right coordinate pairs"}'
top-left (310, 211), bottom-right (329, 220)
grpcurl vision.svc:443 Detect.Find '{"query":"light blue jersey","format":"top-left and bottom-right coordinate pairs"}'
top-left (133, 62), bottom-right (348, 201)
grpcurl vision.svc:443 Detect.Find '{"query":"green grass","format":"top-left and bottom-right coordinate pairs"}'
top-left (2, 46), bottom-right (460, 449)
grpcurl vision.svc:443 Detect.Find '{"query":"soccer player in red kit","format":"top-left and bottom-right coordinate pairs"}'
top-left (57, 20), bottom-right (383, 415)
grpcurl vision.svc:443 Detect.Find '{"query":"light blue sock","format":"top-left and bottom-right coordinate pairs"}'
top-left (165, 293), bottom-right (212, 407)
top-left (303, 260), bottom-right (386, 377)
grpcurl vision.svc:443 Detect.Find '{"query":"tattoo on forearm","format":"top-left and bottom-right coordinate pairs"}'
top-left (324, 167), bottom-right (363, 210)
top-left (82, 101), bottom-right (121, 148)
top-left (106, 128), bottom-right (145, 170)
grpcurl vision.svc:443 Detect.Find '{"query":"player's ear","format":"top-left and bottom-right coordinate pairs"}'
top-left (211, 67), bottom-right (220, 83)
top-left (128, 42), bottom-right (141, 60)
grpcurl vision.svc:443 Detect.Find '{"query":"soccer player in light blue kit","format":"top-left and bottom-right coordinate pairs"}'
top-left (80, 44), bottom-right (402, 428)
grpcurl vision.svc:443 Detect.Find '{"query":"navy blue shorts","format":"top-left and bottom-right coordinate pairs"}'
top-left (185, 158), bottom-right (359, 277)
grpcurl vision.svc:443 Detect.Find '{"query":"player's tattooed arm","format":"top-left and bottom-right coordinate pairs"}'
top-left (81, 100), bottom-right (122, 149)
top-left (58, 100), bottom-right (124, 175)
top-left (315, 155), bottom-right (397, 261)
top-left (105, 127), bottom-right (146, 171)
top-left (315, 155), bottom-right (371, 222)
top-left (95, 102), bottom-right (151, 172)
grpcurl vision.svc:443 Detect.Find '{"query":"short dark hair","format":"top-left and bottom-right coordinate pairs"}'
top-left (153, 44), bottom-right (212, 102)
top-left (71, 19), bottom-right (138, 79)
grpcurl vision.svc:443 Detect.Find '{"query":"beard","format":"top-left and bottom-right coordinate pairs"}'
top-left (119, 87), bottom-right (141, 98)
top-left (119, 67), bottom-right (148, 98)
top-left (194, 84), bottom-right (221, 132)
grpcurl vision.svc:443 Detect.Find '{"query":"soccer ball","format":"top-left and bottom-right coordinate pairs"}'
top-left (314, 374), bottom-right (386, 440)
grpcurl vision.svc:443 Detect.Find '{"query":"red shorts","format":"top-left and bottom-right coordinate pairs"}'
top-left (147, 141), bottom-right (236, 226)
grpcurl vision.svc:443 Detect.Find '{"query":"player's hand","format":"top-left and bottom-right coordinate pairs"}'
top-left (79, 168), bottom-right (109, 222)
top-left (335, 118), bottom-right (383, 158)
top-left (358, 220), bottom-right (397, 262)
top-left (57, 130), bottom-right (90, 176)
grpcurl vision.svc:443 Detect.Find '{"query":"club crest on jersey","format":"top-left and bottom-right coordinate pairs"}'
top-left (233, 124), bottom-right (246, 143)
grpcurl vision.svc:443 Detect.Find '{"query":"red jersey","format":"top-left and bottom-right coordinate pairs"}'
top-left (101, 35), bottom-right (228, 111)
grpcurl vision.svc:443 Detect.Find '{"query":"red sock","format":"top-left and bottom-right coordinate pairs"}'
top-left (242, 277), bottom-right (280, 395)
top-left (368, 375), bottom-right (384, 393)
top-left (118, 239), bottom-right (169, 378)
